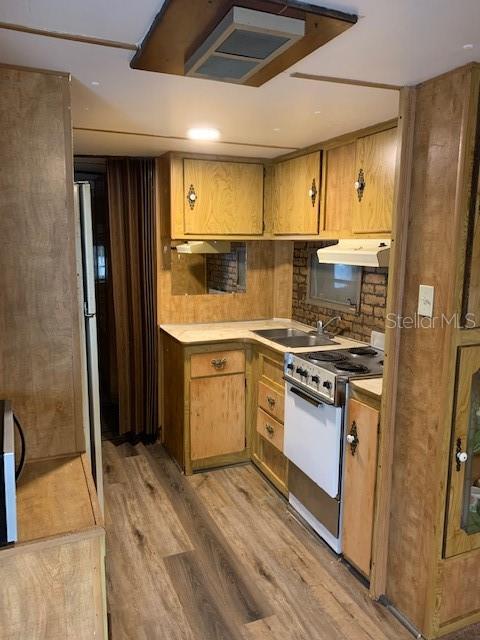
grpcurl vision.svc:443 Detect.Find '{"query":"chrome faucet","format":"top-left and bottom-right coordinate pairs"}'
top-left (316, 316), bottom-right (341, 334)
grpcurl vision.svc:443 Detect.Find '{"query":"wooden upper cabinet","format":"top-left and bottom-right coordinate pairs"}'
top-left (272, 152), bottom-right (321, 235)
top-left (321, 141), bottom-right (356, 236)
top-left (352, 127), bottom-right (397, 234)
top-left (342, 398), bottom-right (379, 578)
top-left (182, 158), bottom-right (264, 236)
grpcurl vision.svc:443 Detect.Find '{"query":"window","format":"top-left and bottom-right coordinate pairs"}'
top-left (307, 250), bottom-right (362, 312)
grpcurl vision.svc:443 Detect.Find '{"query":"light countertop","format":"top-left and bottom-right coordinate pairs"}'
top-left (159, 318), bottom-right (364, 354)
top-left (350, 377), bottom-right (383, 398)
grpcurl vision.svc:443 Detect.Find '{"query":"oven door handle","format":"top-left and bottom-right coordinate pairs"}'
top-left (289, 386), bottom-right (323, 407)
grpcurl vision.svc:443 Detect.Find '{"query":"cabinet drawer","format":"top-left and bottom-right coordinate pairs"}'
top-left (259, 353), bottom-right (284, 387)
top-left (256, 408), bottom-right (284, 453)
top-left (190, 350), bottom-right (245, 378)
top-left (258, 380), bottom-right (284, 422)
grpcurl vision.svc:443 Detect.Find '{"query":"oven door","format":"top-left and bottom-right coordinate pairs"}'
top-left (284, 384), bottom-right (343, 498)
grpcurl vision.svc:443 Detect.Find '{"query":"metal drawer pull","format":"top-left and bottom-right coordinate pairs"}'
top-left (267, 395), bottom-right (276, 407)
top-left (211, 358), bottom-right (227, 370)
top-left (347, 421), bottom-right (359, 456)
top-left (265, 424), bottom-right (275, 436)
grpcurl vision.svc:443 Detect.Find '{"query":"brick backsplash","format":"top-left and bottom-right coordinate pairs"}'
top-left (291, 241), bottom-right (388, 342)
top-left (206, 242), bottom-right (246, 293)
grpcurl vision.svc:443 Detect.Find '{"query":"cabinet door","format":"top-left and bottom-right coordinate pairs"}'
top-left (461, 134), bottom-right (480, 327)
top-left (352, 127), bottom-right (397, 234)
top-left (190, 373), bottom-right (246, 460)
top-left (183, 159), bottom-right (264, 235)
top-left (272, 152), bottom-right (320, 235)
top-left (445, 346), bottom-right (480, 557)
top-left (321, 142), bottom-right (356, 235)
top-left (342, 398), bottom-right (379, 577)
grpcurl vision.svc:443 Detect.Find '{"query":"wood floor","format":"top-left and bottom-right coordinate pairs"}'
top-left (103, 440), bottom-right (418, 640)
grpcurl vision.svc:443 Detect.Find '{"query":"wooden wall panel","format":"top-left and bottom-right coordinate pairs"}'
top-left (0, 67), bottom-right (84, 460)
top-left (385, 67), bottom-right (470, 631)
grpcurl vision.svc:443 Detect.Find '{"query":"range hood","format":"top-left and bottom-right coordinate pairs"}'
top-left (317, 239), bottom-right (391, 267)
top-left (174, 240), bottom-right (231, 254)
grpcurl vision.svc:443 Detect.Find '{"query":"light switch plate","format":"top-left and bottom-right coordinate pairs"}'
top-left (418, 284), bottom-right (434, 317)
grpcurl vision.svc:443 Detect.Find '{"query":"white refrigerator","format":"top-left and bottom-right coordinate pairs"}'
top-left (74, 182), bottom-right (104, 513)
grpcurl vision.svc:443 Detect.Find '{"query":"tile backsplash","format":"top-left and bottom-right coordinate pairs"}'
top-left (291, 241), bottom-right (388, 343)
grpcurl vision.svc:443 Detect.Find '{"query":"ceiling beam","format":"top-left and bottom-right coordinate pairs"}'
top-left (290, 72), bottom-right (402, 91)
top-left (0, 21), bottom-right (137, 51)
top-left (73, 127), bottom-right (298, 151)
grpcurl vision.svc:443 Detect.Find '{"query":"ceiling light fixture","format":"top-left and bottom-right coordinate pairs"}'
top-left (463, 43), bottom-right (474, 49)
top-left (91, 81), bottom-right (100, 86)
top-left (187, 127), bottom-right (220, 141)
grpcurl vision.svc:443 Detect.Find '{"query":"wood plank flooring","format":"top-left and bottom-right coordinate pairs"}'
top-left (103, 440), bottom-right (417, 639)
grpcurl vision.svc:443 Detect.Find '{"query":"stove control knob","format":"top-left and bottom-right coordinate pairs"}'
top-left (286, 363), bottom-right (294, 371)
top-left (296, 367), bottom-right (307, 377)
top-left (311, 375), bottom-right (319, 383)
top-left (323, 380), bottom-right (332, 390)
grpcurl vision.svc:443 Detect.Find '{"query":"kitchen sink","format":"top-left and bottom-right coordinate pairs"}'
top-left (252, 328), bottom-right (339, 348)
top-left (252, 328), bottom-right (309, 339)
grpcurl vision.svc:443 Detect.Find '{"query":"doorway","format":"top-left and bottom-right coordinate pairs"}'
top-left (75, 157), bottom-right (119, 438)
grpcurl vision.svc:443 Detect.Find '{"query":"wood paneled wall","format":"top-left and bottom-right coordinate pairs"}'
top-left (0, 67), bottom-right (84, 460)
top-left (155, 158), bottom-right (292, 324)
top-left (385, 66), bottom-right (472, 633)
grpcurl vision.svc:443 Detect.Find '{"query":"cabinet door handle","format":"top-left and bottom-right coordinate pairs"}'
top-left (347, 421), bottom-right (359, 455)
top-left (354, 169), bottom-right (365, 202)
top-left (267, 395), bottom-right (276, 407)
top-left (187, 184), bottom-right (197, 210)
top-left (308, 178), bottom-right (317, 207)
top-left (211, 358), bottom-right (227, 370)
top-left (455, 438), bottom-right (468, 471)
top-left (265, 424), bottom-right (275, 436)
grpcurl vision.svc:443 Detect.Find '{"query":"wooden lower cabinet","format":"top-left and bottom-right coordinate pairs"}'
top-left (342, 397), bottom-right (380, 578)
top-left (190, 373), bottom-right (246, 460)
top-left (251, 347), bottom-right (289, 496)
top-left (0, 455), bottom-right (107, 639)
top-left (161, 332), bottom-right (250, 474)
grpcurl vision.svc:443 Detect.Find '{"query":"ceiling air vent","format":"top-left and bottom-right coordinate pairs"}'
top-left (185, 6), bottom-right (305, 83)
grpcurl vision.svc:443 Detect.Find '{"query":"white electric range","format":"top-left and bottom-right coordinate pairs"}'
top-left (283, 337), bottom-right (384, 553)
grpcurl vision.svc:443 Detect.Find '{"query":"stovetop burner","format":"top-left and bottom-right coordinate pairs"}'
top-left (307, 351), bottom-right (346, 363)
top-left (348, 347), bottom-right (378, 356)
top-left (334, 362), bottom-right (370, 374)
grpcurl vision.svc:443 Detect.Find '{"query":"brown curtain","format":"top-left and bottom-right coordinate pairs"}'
top-left (106, 158), bottom-right (158, 438)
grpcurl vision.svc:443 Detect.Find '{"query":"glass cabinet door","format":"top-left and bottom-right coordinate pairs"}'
top-left (461, 369), bottom-right (480, 533)
top-left (445, 345), bottom-right (480, 557)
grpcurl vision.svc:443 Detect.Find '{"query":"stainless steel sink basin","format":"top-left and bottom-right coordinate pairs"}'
top-left (273, 334), bottom-right (339, 348)
top-left (252, 328), bottom-right (308, 339)
top-left (252, 328), bottom-right (339, 348)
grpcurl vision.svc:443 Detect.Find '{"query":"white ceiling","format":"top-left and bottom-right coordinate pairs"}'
top-left (0, 0), bottom-right (479, 157)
